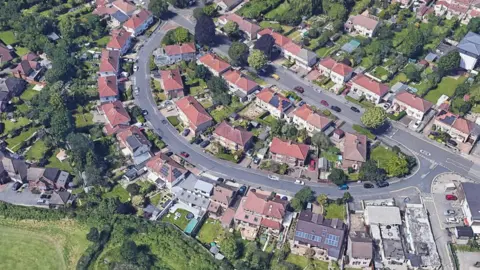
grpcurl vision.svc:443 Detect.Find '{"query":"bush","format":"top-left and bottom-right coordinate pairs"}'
top-left (322, 109), bottom-right (331, 116)
top-left (352, 124), bottom-right (376, 140)
top-left (387, 111), bottom-right (407, 121)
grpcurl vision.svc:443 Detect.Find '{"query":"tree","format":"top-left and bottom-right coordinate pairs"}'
top-left (203, 4), bottom-right (217, 17)
top-left (327, 3), bottom-right (347, 20)
top-left (193, 7), bottom-right (205, 20)
top-left (221, 233), bottom-right (240, 260)
top-left (437, 51), bottom-right (460, 76)
top-left (361, 107), bottom-right (388, 129)
top-left (174, 27), bottom-right (191, 43)
top-left (132, 195), bottom-right (145, 207)
top-left (207, 76), bottom-right (229, 93)
top-left (312, 132), bottom-right (331, 150)
top-left (316, 194), bottom-right (328, 205)
top-left (385, 155), bottom-right (409, 177)
top-left (149, 0), bottom-right (168, 18)
top-left (228, 42), bottom-right (249, 66)
top-left (248, 49), bottom-right (268, 70)
top-left (342, 192), bottom-right (352, 203)
top-left (328, 168), bottom-right (348, 186)
top-left (452, 97), bottom-right (472, 116)
top-left (49, 108), bottom-right (73, 143)
top-left (120, 240), bottom-right (138, 261)
top-left (404, 64), bottom-right (421, 82)
top-left (290, 198), bottom-right (304, 212)
top-left (467, 17), bottom-right (480, 33)
top-left (292, 187), bottom-right (315, 211)
top-left (195, 15), bottom-right (216, 46)
top-left (86, 227), bottom-right (99, 242)
top-left (195, 64), bottom-right (210, 80)
top-left (287, 125), bottom-right (298, 140)
top-left (254, 34), bottom-right (275, 60)
top-left (224, 21), bottom-right (239, 36)
top-left (359, 160), bottom-right (387, 183)
top-left (126, 183), bottom-right (140, 196)
top-left (168, 0), bottom-right (190, 8)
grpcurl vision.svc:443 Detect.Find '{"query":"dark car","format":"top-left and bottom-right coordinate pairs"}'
top-left (161, 119), bottom-right (167, 124)
top-left (11, 182), bottom-right (21, 191)
top-left (363, 183), bottom-right (374, 189)
top-left (194, 137), bottom-right (203, 144)
top-left (338, 184), bottom-right (349, 190)
top-left (350, 106), bottom-right (360, 113)
top-left (180, 151), bottom-right (189, 158)
top-left (238, 186), bottom-right (247, 195)
top-left (331, 105), bottom-right (341, 112)
top-left (294, 86), bottom-right (305, 93)
top-left (200, 140), bottom-right (210, 148)
top-left (298, 101), bottom-right (306, 107)
top-left (376, 181), bottom-right (390, 188)
top-left (182, 129), bottom-right (190, 136)
top-left (447, 139), bottom-right (458, 147)
top-left (165, 151), bottom-right (173, 157)
top-left (142, 110), bottom-right (148, 116)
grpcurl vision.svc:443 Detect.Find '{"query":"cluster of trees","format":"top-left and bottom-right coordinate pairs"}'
top-left (195, 15), bottom-right (216, 46)
top-left (291, 187), bottom-right (315, 211)
top-left (162, 27), bottom-right (194, 45)
top-left (206, 76), bottom-right (233, 106)
top-left (361, 107), bottom-right (388, 130)
top-left (266, 116), bottom-right (310, 143)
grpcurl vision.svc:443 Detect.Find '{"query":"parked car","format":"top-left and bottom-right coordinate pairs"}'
top-left (268, 174), bottom-right (279, 180)
top-left (194, 137), bottom-right (203, 144)
top-left (182, 129), bottom-right (190, 136)
top-left (200, 140), bottom-right (210, 148)
top-left (246, 149), bottom-right (254, 157)
top-left (272, 74), bottom-right (280, 80)
top-left (320, 100), bottom-right (329, 107)
top-left (444, 209), bottom-right (456, 216)
top-left (413, 120), bottom-right (421, 129)
top-left (446, 194), bottom-right (457, 200)
top-left (37, 199), bottom-right (48, 205)
top-left (165, 151), bottom-right (173, 157)
top-left (134, 87), bottom-right (140, 95)
top-left (40, 194), bottom-right (51, 199)
top-left (376, 181), bottom-right (390, 188)
top-left (180, 151), bottom-right (189, 158)
top-left (142, 110), bottom-right (148, 116)
top-left (11, 182), bottom-right (21, 191)
top-left (295, 179), bottom-right (305, 185)
top-left (294, 86), bottom-right (304, 93)
top-left (253, 156), bottom-right (261, 164)
top-left (331, 105), bottom-right (341, 112)
top-left (238, 185), bottom-right (247, 195)
top-left (133, 65), bottom-right (138, 71)
top-left (162, 119), bottom-right (167, 124)
top-left (446, 217), bottom-right (459, 223)
top-left (298, 101), bottom-right (306, 107)
top-left (447, 140), bottom-right (458, 147)
top-left (350, 106), bottom-right (360, 113)
top-left (309, 160), bottom-right (316, 171)
top-left (363, 183), bottom-right (374, 189)
top-left (338, 184), bottom-right (349, 190)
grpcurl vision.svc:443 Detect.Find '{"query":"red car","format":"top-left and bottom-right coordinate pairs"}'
top-left (180, 151), bottom-right (189, 158)
top-left (445, 194), bottom-right (457, 201)
top-left (320, 100), bottom-right (329, 107)
top-left (309, 160), bottom-right (316, 171)
top-left (294, 86), bottom-right (305, 93)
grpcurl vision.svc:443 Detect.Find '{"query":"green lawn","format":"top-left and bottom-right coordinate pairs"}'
top-left (409, 80), bottom-right (430, 96)
top-left (0, 218), bottom-right (89, 270)
top-left (0, 30), bottom-right (16, 45)
top-left (286, 254), bottom-right (329, 270)
top-left (162, 209), bottom-right (191, 230)
top-left (389, 73), bottom-right (408, 86)
top-left (0, 117), bottom-right (30, 136)
top-left (6, 127), bottom-right (39, 152)
top-left (424, 76), bottom-right (467, 104)
top-left (324, 203), bottom-right (346, 220)
top-left (47, 149), bottom-right (73, 172)
top-left (372, 66), bottom-right (389, 81)
top-left (95, 36), bottom-right (111, 47)
top-left (360, 55), bottom-right (373, 69)
top-left (16, 103), bottom-right (31, 114)
top-left (74, 113), bottom-right (94, 128)
top-left (200, 99), bottom-right (213, 109)
top-left (264, 2), bottom-right (293, 21)
top-left (25, 140), bottom-right (48, 161)
top-left (197, 219), bottom-right (225, 244)
top-left (167, 116), bottom-right (180, 126)
top-left (371, 146), bottom-right (398, 169)
top-left (102, 185), bottom-right (130, 203)
top-left (20, 88), bottom-right (38, 101)
top-left (149, 193), bottom-right (162, 206)
top-left (210, 102), bottom-right (243, 123)
top-left (258, 21), bottom-right (292, 33)
top-left (15, 46), bottom-right (30, 56)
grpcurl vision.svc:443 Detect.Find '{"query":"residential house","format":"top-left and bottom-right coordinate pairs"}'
top-left (255, 87), bottom-right (293, 119)
top-left (146, 153), bottom-right (188, 189)
top-left (213, 121), bottom-right (253, 151)
top-left (197, 53), bottom-right (231, 76)
top-left (318, 57), bottom-right (354, 85)
top-left (217, 0), bottom-right (244, 11)
top-left (0, 91), bottom-right (9, 112)
top-left (291, 210), bottom-right (346, 261)
top-left (269, 137), bottom-right (309, 166)
top-left (433, 0), bottom-right (480, 24)
top-left (173, 174), bottom-right (212, 211)
top-left (160, 43), bottom-right (196, 65)
top-left (123, 9), bottom-right (154, 37)
top-left (106, 28), bottom-right (132, 55)
top-left (110, 10), bottom-right (130, 27)
top-left (0, 156), bottom-right (28, 183)
top-left (342, 133), bottom-right (367, 170)
top-left (112, 0), bottom-right (136, 16)
top-left (434, 110), bottom-right (480, 145)
top-left (97, 75), bottom-right (119, 103)
top-left (22, 52), bottom-right (38, 61)
top-left (217, 13), bottom-right (260, 40)
top-left (160, 68), bottom-right (184, 99)
top-left (208, 184), bottom-right (236, 219)
top-left (290, 104), bottom-right (333, 136)
top-left (344, 14), bottom-right (379, 38)
top-left (348, 232), bottom-right (373, 268)
top-left (0, 44), bottom-right (14, 65)
top-left (28, 168), bottom-right (70, 191)
top-left (98, 49), bottom-right (120, 77)
top-left (12, 59), bottom-right (43, 84)
top-left (0, 77), bottom-right (27, 97)
top-left (116, 126), bottom-right (152, 165)
top-left (458, 182), bottom-right (480, 233)
top-left (350, 75), bottom-right (389, 104)
top-left (223, 69), bottom-right (260, 100)
top-left (457, 31), bottom-right (480, 70)
top-left (100, 100), bottom-right (131, 134)
top-left (175, 96), bottom-right (213, 135)
top-left (234, 189), bottom-right (288, 239)
top-left (392, 91), bottom-right (433, 120)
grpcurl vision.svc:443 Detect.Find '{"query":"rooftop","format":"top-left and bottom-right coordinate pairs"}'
top-left (458, 31), bottom-right (480, 57)
top-left (214, 121), bottom-right (253, 147)
top-left (270, 137), bottom-right (309, 161)
top-left (461, 182), bottom-right (480, 220)
top-left (365, 205), bottom-right (401, 225)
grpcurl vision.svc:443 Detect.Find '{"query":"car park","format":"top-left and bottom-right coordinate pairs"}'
top-left (446, 194), bottom-right (457, 200)
top-left (363, 183), bottom-right (374, 189)
top-left (294, 86), bottom-right (304, 93)
top-left (376, 181), bottom-right (389, 188)
top-left (268, 174), bottom-right (279, 180)
top-left (320, 100), bottom-right (329, 107)
top-left (350, 106), bottom-right (360, 113)
top-left (331, 105), bottom-right (341, 112)
top-left (180, 151), bottom-right (189, 158)
top-left (200, 140), bottom-right (210, 148)
top-left (295, 180), bottom-right (305, 185)
top-left (182, 129), bottom-right (190, 136)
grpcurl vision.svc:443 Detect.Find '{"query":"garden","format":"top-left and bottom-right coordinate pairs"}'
top-left (423, 76), bottom-right (467, 104)
top-left (196, 219), bottom-right (225, 244)
top-left (370, 145), bottom-right (412, 178)
top-left (162, 209), bottom-right (192, 230)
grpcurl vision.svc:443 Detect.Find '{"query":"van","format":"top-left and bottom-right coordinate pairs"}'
top-left (445, 183), bottom-right (456, 192)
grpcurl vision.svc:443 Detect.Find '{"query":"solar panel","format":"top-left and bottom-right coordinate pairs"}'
top-left (324, 234), bottom-right (339, 247)
top-left (160, 165), bottom-right (169, 176)
top-left (295, 231), bottom-right (322, 243)
top-left (172, 168), bottom-right (182, 178)
top-left (269, 96), bottom-right (279, 107)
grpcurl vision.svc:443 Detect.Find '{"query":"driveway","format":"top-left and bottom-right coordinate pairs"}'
top-left (0, 182), bottom-right (45, 208)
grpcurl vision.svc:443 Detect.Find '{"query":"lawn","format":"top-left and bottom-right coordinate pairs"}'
top-left (372, 66), bottom-right (389, 81)
top-left (264, 2), bottom-right (293, 22)
top-left (0, 30), bottom-right (16, 45)
top-left (95, 36), bottom-right (111, 47)
top-left (6, 127), bottom-right (39, 152)
top-left (389, 73), bottom-right (408, 86)
top-left (286, 254), bottom-right (329, 270)
top-left (258, 21), bottom-right (292, 34)
top-left (423, 76), bottom-right (467, 104)
top-left (210, 102), bottom-right (243, 123)
top-left (15, 46), bottom-right (30, 56)
top-left (47, 149), bottom-right (73, 172)
top-left (167, 115), bottom-right (180, 126)
top-left (20, 87), bottom-right (38, 101)
top-left (360, 55), bottom-right (373, 69)
top-left (25, 139), bottom-right (48, 161)
top-left (149, 193), bottom-right (162, 206)
top-left (162, 208), bottom-right (191, 230)
top-left (371, 146), bottom-right (398, 169)
top-left (74, 112), bottom-right (94, 128)
top-left (0, 218), bottom-right (89, 270)
top-left (409, 80), bottom-right (430, 96)
top-left (324, 203), bottom-right (346, 220)
top-left (200, 99), bottom-right (213, 109)
top-left (102, 185), bottom-right (130, 203)
top-left (0, 117), bottom-right (30, 136)
top-left (197, 219), bottom-right (225, 244)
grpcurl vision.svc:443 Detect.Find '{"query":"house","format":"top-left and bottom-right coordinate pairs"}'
top-left (160, 68), bottom-right (184, 99)
top-left (255, 87), bottom-right (293, 119)
top-left (28, 168), bottom-right (70, 191)
top-left (116, 126), bottom-right (152, 165)
top-left (217, 13), bottom-right (260, 40)
top-left (344, 14), bottom-right (379, 37)
top-left (197, 53), bottom-right (231, 76)
top-left (123, 9), bottom-right (154, 37)
top-left (290, 104), bottom-right (333, 136)
top-left (0, 156), bottom-right (28, 183)
top-left (458, 182), bottom-right (480, 233)
top-left (0, 44), bottom-right (14, 65)
top-left (350, 75), bottom-right (389, 104)
top-left (0, 77), bottom-right (27, 97)
top-left (213, 121), bottom-right (253, 151)
top-left (175, 96), bottom-right (213, 135)
top-left (100, 100), bottom-right (131, 135)
top-left (208, 184), bottom-right (236, 219)
top-left (342, 133), bottom-right (367, 170)
top-left (160, 43), bottom-right (196, 65)
top-left (98, 49), bottom-right (120, 77)
top-left (269, 137), bottom-right (309, 166)
top-left (146, 153), bottom-right (188, 189)
top-left (453, 226), bottom-right (474, 244)
top-left (433, 0), bottom-right (480, 24)
top-left (173, 174), bottom-right (212, 211)
top-left (222, 69), bottom-right (260, 99)
top-left (291, 210), bottom-right (346, 261)
top-left (318, 57), bottom-right (354, 85)
top-left (106, 28), bottom-right (132, 55)
top-left (434, 110), bottom-right (480, 145)
top-left (97, 75), bottom-right (119, 103)
top-left (22, 52), bottom-right (38, 61)
top-left (348, 231), bottom-right (373, 268)
top-left (392, 91), bottom-right (433, 121)
top-left (217, 0), bottom-right (244, 11)
top-left (234, 189), bottom-right (288, 239)
top-left (112, 0), bottom-right (136, 16)
top-left (12, 60), bottom-right (43, 84)
top-left (457, 31), bottom-right (480, 70)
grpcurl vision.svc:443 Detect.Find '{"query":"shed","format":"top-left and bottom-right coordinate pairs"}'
top-left (425, 53), bottom-right (438, 62)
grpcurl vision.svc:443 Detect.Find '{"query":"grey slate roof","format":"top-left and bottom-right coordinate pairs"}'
top-left (112, 10), bottom-right (129, 23)
top-left (458, 31), bottom-right (480, 57)
top-left (461, 182), bottom-right (480, 220)
top-left (298, 48), bottom-right (317, 63)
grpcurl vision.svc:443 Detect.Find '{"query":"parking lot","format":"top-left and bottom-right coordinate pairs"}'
top-left (0, 182), bottom-right (45, 207)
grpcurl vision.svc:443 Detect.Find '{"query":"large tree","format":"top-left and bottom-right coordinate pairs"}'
top-left (312, 132), bottom-right (332, 150)
top-left (248, 49), bottom-right (268, 70)
top-left (292, 187), bottom-right (315, 211)
top-left (224, 21), bottom-right (239, 37)
top-left (168, 0), bottom-right (190, 8)
top-left (254, 34), bottom-right (275, 60)
top-left (148, 0), bottom-right (168, 18)
top-left (361, 107), bottom-right (388, 129)
top-left (404, 64), bottom-right (421, 82)
top-left (195, 15), bottom-right (216, 46)
top-left (328, 168), bottom-right (348, 186)
top-left (385, 155), bottom-right (409, 177)
top-left (228, 42), bottom-right (249, 66)
top-left (437, 51), bottom-right (460, 76)
top-left (220, 233), bottom-right (240, 260)
top-left (359, 160), bottom-right (387, 183)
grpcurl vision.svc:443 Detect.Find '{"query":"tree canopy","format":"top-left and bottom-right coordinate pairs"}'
top-left (311, 132), bottom-right (332, 150)
top-left (248, 49), bottom-right (268, 70)
top-left (148, 0), bottom-right (168, 18)
top-left (224, 21), bottom-right (239, 36)
top-left (254, 34), bottom-right (275, 60)
top-left (361, 107), bottom-right (388, 129)
top-left (228, 42), bottom-right (249, 66)
top-left (195, 15), bottom-right (216, 46)
top-left (359, 160), bottom-right (387, 183)
top-left (328, 168), bottom-right (348, 186)
top-left (437, 51), bottom-right (460, 76)
top-left (291, 187), bottom-right (315, 211)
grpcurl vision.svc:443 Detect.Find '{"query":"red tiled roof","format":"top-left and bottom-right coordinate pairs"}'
top-left (97, 75), bottom-right (119, 98)
top-left (319, 57), bottom-right (337, 70)
top-left (332, 62), bottom-right (353, 77)
top-left (270, 137), bottom-right (309, 160)
top-left (116, 126), bottom-right (149, 149)
top-left (100, 100), bottom-right (130, 127)
top-left (257, 28), bottom-right (292, 47)
top-left (99, 49), bottom-right (120, 74)
top-left (292, 104), bottom-right (332, 130)
top-left (453, 117), bottom-right (475, 134)
top-left (14, 60), bottom-right (38, 75)
top-left (352, 75), bottom-right (389, 96)
top-left (0, 44), bottom-right (13, 63)
top-left (175, 96), bottom-right (212, 127)
top-left (163, 43), bottom-right (195, 56)
top-left (124, 9), bottom-right (152, 31)
top-left (222, 69), bottom-right (258, 94)
top-left (348, 15), bottom-right (379, 30)
top-left (260, 218), bottom-right (282, 230)
top-left (211, 185), bottom-right (235, 206)
top-left (394, 91), bottom-right (432, 113)
top-left (214, 121), bottom-right (253, 147)
top-left (146, 153), bottom-right (187, 183)
top-left (220, 14), bottom-right (260, 37)
top-left (107, 28), bottom-right (130, 50)
top-left (22, 52), bottom-right (38, 61)
top-left (112, 0), bottom-right (136, 14)
top-left (198, 53), bottom-right (231, 74)
top-left (220, 208), bottom-right (236, 227)
top-left (283, 41), bottom-right (302, 55)
top-left (255, 87), bottom-right (291, 111)
top-left (243, 190), bottom-right (287, 219)
top-left (160, 68), bottom-right (184, 92)
top-left (342, 133), bottom-right (367, 162)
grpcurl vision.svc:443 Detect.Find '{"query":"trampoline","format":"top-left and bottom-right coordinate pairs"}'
top-left (186, 212), bottom-right (194, 220)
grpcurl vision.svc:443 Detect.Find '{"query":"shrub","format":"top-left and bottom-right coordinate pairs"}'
top-left (352, 124), bottom-right (376, 140)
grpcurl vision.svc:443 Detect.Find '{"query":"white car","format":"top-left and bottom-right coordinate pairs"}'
top-left (134, 87), bottom-right (140, 95)
top-left (133, 65), bottom-right (138, 71)
top-left (295, 180), bottom-right (305, 185)
top-left (413, 120), bottom-right (421, 129)
top-left (268, 174), bottom-right (279, 181)
top-left (446, 217), bottom-right (459, 223)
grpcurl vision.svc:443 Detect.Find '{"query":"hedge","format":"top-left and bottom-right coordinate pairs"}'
top-left (387, 111), bottom-right (407, 121)
top-left (352, 124), bottom-right (376, 140)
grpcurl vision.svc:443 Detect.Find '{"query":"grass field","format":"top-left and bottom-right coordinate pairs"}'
top-left (162, 209), bottom-right (191, 230)
top-left (25, 139), bottom-right (48, 161)
top-left (20, 88), bottom-right (39, 101)
top-left (324, 203), bottom-right (346, 220)
top-left (6, 127), bottom-right (39, 152)
top-left (0, 218), bottom-right (89, 270)
top-left (102, 185), bottom-right (130, 203)
top-left (197, 218), bottom-right (225, 244)
top-left (371, 146), bottom-right (398, 169)
top-left (424, 76), bottom-right (467, 103)
top-left (0, 117), bottom-right (30, 136)
top-left (74, 113), bottom-right (94, 128)
top-left (286, 254), bottom-right (329, 269)
top-left (389, 73), bottom-right (408, 86)
top-left (0, 30), bottom-right (16, 45)
top-left (47, 149), bottom-right (73, 172)
top-left (15, 46), bottom-right (30, 56)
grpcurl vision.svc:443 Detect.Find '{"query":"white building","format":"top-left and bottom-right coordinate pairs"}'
top-left (459, 182), bottom-right (480, 233)
top-left (351, 75), bottom-right (389, 104)
top-left (344, 14), bottom-right (379, 38)
top-left (123, 9), bottom-right (154, 37)
top-left (392, 91), bottom-right (433, 120)
top-left (457, 31), bottom-right (480, 70)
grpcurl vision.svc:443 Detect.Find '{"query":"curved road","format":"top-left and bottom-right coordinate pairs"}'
top-left (133, 10), bottom-right (476, 197)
